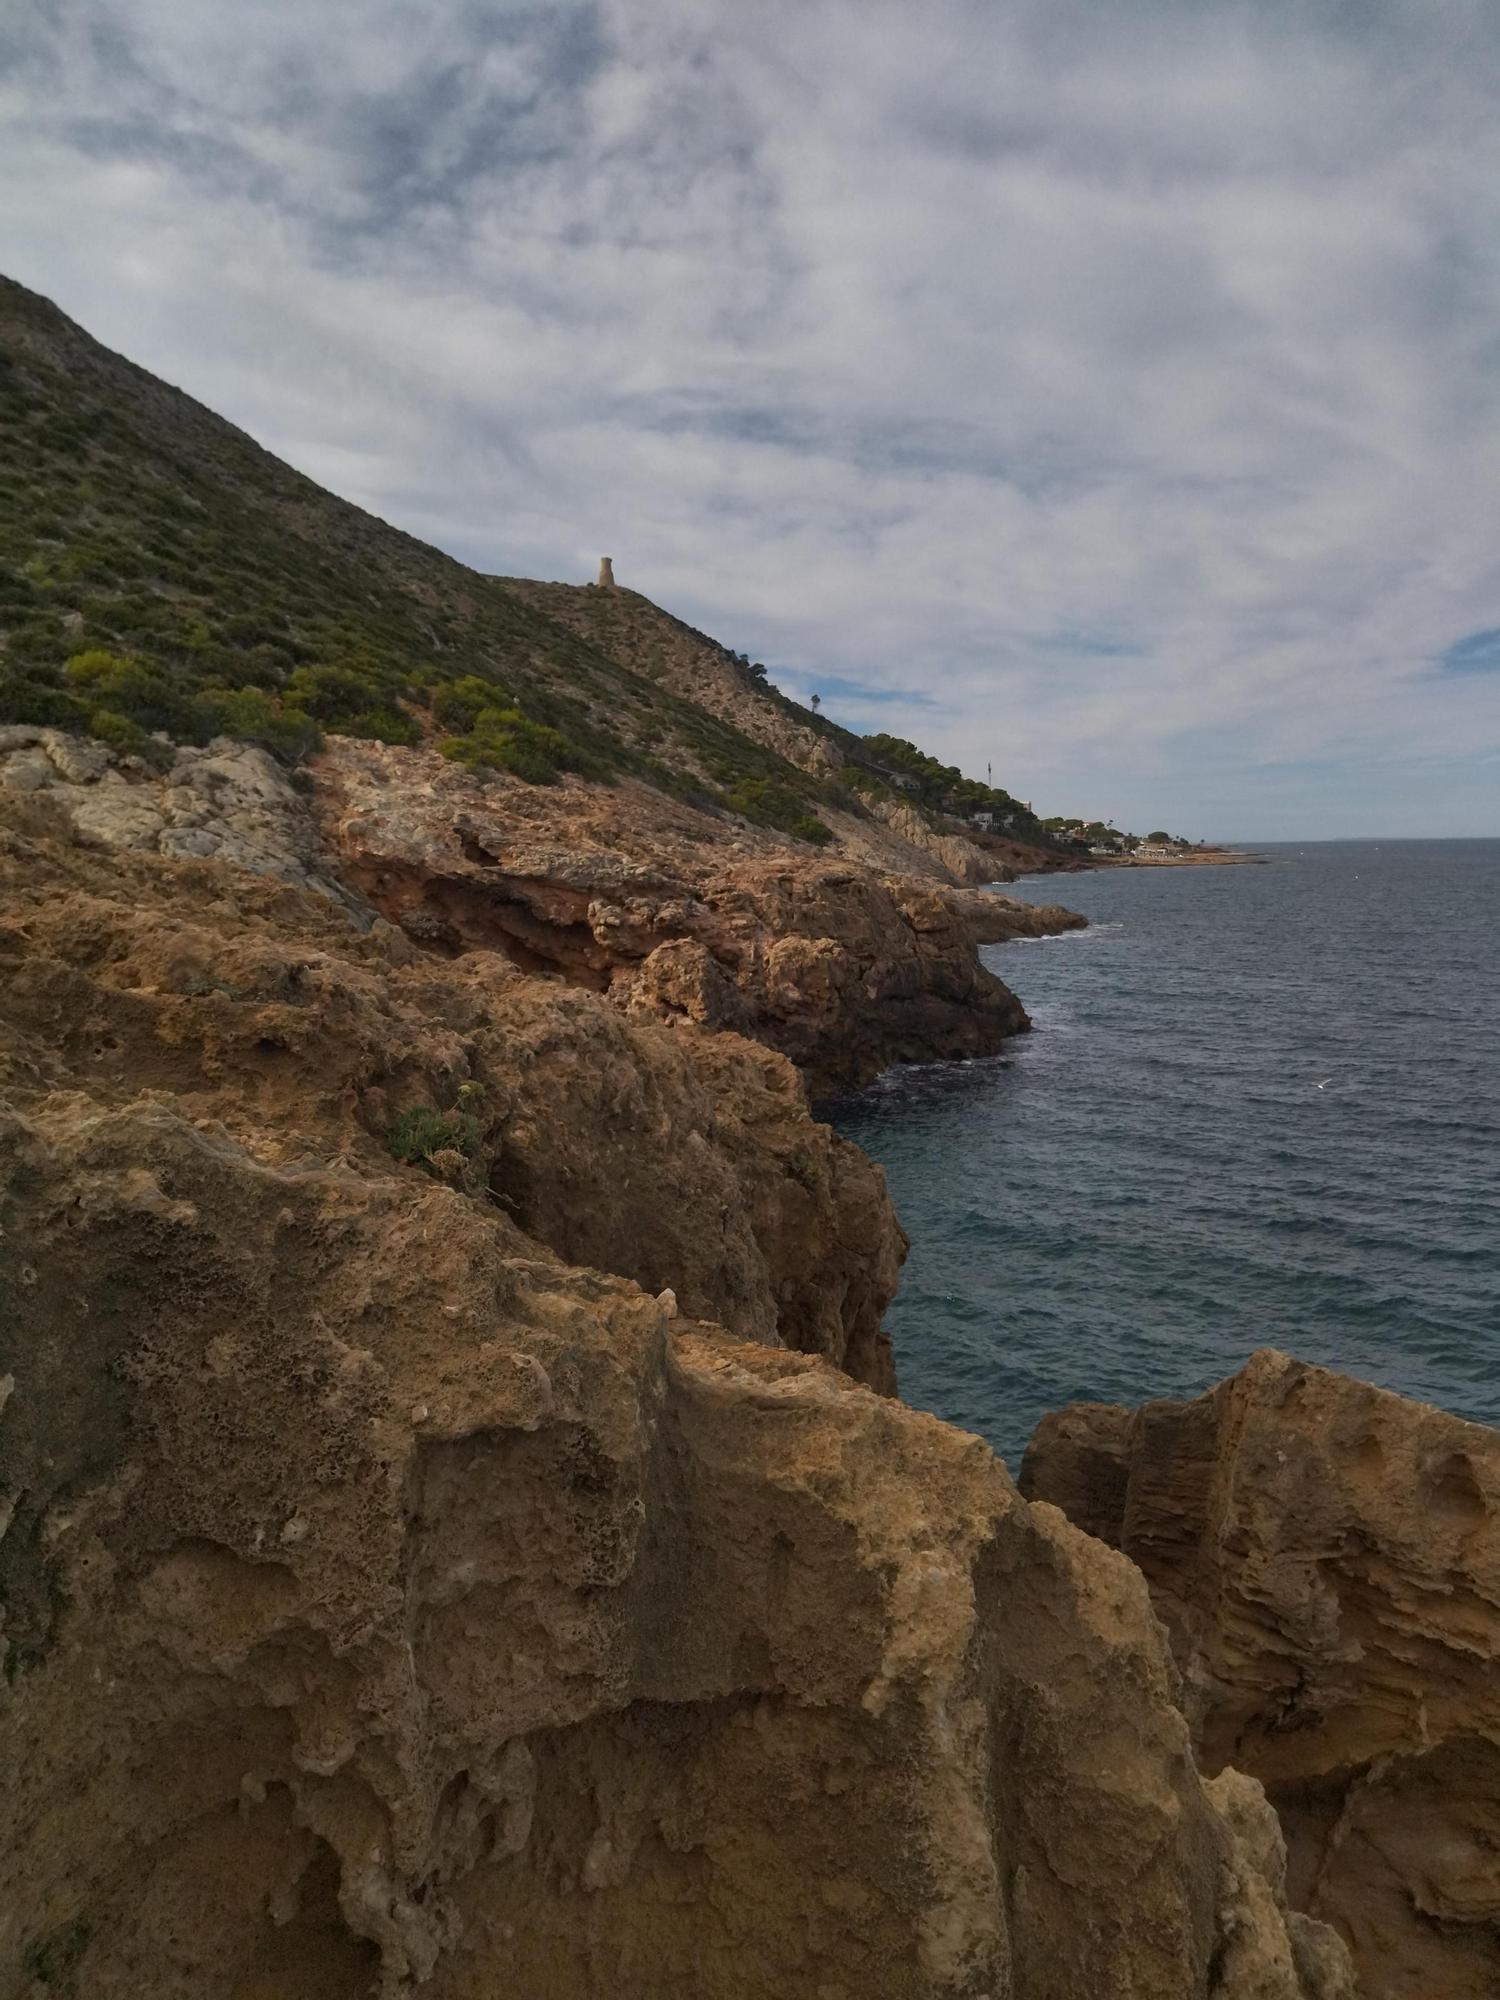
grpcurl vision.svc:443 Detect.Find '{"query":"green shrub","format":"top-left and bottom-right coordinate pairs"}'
top-left (86, 707), bottom-right (154, 757)
top-left (64, 648), bottom-right (194, 736)
top-left (282, 662), bottom-right (380, 721)
top-left (190, 685), bottom-right (323, 759)
top-left (282, 661), bottom-right (418, 746)
top-left (432, 673), bottom-right (508, 733)
top-left (722, 776), bottom-right (833, 846)
top-left (348, 705), bottom-right (421, 745)
top-left (5, 618), bottom-right (70, 667)
top-left (0, 667), bottom-right (87, 729)
top-left (222, 611), bottom-right (287, 647)
top-left (387, 1105), bottom-right (486, 1189)
top-left (440, 706), bottom-right (569, 783)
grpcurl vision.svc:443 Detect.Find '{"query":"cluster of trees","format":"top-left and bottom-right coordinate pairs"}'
top-left (1040, 817), bottom-right (1193, 849)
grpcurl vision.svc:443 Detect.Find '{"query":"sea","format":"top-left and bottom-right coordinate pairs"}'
top-left (830, 840), bottom-right (1500, 1472)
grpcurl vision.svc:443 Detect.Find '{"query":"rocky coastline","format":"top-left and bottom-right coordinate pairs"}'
top-left (0, 729), bottom-right (1481, 2000)
top-left (3, 274), bottom-right (1483, 2000)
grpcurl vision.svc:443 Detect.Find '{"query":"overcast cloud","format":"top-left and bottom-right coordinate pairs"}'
top-left (3, 0), bottom-right (1498, 834)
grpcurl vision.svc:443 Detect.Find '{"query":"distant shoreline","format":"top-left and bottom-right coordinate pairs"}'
top-left (1091, 847), bottom-right (1265, 868)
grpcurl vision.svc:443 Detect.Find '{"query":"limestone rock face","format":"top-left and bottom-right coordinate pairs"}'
top-left (0, 805), bottom-right (1346, 1999)
top-left (317, 740), bottom-right (1045, 1092)
top-left (0, 794), bottom-right (901, 1390)
top-left (1021, 1349), bottom-right (1500, 2000)
top-left (868, 796), bottom-right (995, 885)
top-left (0, 732), bottom-right (1077, 1098)
top-left (0, 725), bottom-right (368, 921)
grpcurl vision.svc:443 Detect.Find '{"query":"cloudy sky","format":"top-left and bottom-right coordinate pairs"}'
top-left (4, 0), bottom-right (1499, 836)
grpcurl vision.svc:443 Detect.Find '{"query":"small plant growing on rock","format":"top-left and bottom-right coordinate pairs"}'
top-left (786, 1150), bottom-right (823, 1191)
top-left (387, 1103), bottom-right (486, 1189)
top-left (23, 1915), bottom-right (93, 1988)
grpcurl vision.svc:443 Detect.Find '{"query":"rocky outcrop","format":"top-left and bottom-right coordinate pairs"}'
top-left (317, 740), bottom-right (1046, 1093)
top-left (953, 883), bottom-right (1090, 945)
top-left (0, 725), bottom-right (368, 921)
top-left (0, 731), bottom-right (1078, 1098)
top-left (1021, 1350), bottom-right (1500, 2000)
top-left (0, 793), bottom-right (902, 1390)
top-left (868, 797), bottom-right (997, 886)
top-left (0, 802), bottom-right (1349, 1999)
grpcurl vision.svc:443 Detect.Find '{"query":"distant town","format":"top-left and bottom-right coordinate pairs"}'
top-left (1037, 819), bottom-right (1203, 859)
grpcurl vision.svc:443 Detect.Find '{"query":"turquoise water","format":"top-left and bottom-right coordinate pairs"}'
top-left (831, 841), bottom-right (1500, 1471)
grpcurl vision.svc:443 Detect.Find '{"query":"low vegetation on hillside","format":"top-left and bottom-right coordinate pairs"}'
top-left (0, 275), bottom-right (1056, 858)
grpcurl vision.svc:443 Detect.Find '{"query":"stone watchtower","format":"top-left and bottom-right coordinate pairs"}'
top-left (597, 556), bottom-right (615, 588)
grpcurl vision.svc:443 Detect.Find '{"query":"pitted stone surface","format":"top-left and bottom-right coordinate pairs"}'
top-left (0, 727), bottom-right (370, 922)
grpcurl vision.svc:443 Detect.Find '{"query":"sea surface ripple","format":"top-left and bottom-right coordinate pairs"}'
top-left (830, 840), bottom-right (1500, 1471)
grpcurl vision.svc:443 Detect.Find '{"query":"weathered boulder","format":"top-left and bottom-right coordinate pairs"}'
top-left (1021, 1349), bottom-right (1500, 2000)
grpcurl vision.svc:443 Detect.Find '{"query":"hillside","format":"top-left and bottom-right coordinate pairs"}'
top-left (0, 274), bottom-right (1052, 862)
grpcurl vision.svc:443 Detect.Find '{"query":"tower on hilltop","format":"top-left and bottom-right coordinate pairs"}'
top-left (597, 556), bottom-right (615, 587)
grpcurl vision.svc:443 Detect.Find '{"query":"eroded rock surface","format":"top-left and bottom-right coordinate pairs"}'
top-left (1022, 1349), bottom-right (1500, 2000)
top-left (0, 731), bottom-right (1079, 1098)
top-left (0, 725), bottom-right (366, 921)
top-left (0, 793), bottom-right (901, 1389)
top-left (318, 740), bottom-right (1055, 1092)
top-left (867, 796), bottom-right (997, 885)
top-left (0, 805), bottom-right (1347, 1998)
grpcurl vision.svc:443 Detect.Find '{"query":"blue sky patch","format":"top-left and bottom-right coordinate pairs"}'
top-left (776, 671), bottom-right (938, 710)
top-left (1440, 629), bottom-right (1500, 674)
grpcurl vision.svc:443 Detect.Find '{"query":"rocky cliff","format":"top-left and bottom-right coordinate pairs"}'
top-left (0, 726), bottom-right (1081, 1096)
top-left (1022, 1350), bottom-right (1500, 2000)
top-left (0, 271), bottom-right (1361, 2000)
top-left (0, 787), bottom-right (1352, 1998)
